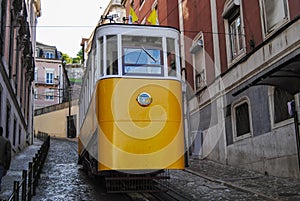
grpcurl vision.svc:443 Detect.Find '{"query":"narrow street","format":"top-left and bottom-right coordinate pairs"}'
top-left (32, 138), bottom-right (129, 201)
top-left (1, 0), bottom-right (300, 200)
top-left (29, 138), bottom-right (300, 201)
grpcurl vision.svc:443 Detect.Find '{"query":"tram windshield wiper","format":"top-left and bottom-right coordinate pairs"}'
top-left (141, 47), bottom-right (158, 62)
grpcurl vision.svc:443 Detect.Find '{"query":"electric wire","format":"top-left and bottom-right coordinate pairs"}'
top-left (2, 0), bottom-right (244, 37)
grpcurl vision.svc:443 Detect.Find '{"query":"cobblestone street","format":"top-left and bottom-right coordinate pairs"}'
top-left (2, 138), bottom-right (300, 201)
top-left (169, 169), bottom-right (266, 201)
top-left (32, 138), bottom-right (128, 201)
top-left (1, 0), bottom-right (300, 200)
top-left (187, 159), bottom-right (300, 201)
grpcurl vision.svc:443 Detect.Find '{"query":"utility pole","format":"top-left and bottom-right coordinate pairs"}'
top-left (68, 86), bottom-right (72, 138)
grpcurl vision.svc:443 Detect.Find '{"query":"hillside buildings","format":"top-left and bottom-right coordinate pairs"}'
top-left (34, 42), bottom-right (68, 109)
top-left (33, 43), bottom-right (83, 138)
top-left (34, 42), bottom-right (84, 110)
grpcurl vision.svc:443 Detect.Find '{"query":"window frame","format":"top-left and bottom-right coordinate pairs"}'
top-left (45, 52), bottom-right (54, 59)
top-left (45, 89), bottom-right (54, 101)
top-left (34, 89), bottom-right (38, 99)
top-left (105, 35), bottom-right (119, 76)
top-left (34, 69), bottom-right (38, 82)
top-left (229, 14), bottom-right (244, 59)
top-left (231, 97), bottom-right (253, 142)
top-left (45, 71), bottom-right (54, 84)
top-left (166, 37), bottom-right (178, 77)
top-left (119, 34), bottom-right (167, 77)
top-left (122, 46), bottom-right (164, 76)
top-left (190, 32), bottom-right (206, 92)
top-left (222, 0), bottom-right (246, 65)
top-left (260, 0), bottom-right (289, 37)
top-left (268, 87), bottom-right (294, 129)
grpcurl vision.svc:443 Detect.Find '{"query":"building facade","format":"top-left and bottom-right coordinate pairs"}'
top-left (0, 0), bottom-right (40, 152)
top-left (122, 0), bottom-right (179, 27)
top-left (34, 42), bottom-right (69, 109)
top-left (122, 0), bottom-right (300, 177)
top-left (184, 0), bottom-right (300, 178)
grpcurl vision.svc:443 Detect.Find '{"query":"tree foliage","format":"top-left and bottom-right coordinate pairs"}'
top-left (62, 49), bottom-right (83, 64)
top-left (62, 53), bottom-right (72, 64)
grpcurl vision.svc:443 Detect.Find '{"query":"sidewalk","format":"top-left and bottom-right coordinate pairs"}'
top-left (187, 158), bottom-right (300, 201)
top-left (0, 139), bottom-right (43, 200)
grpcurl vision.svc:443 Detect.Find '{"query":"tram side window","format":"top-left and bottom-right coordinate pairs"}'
top-left (167, 38), bottom-right (177, 77)
top-left (122, 35), bottom-right (163, 76)
top-left (106, 35), bottom-right (118, 75)
top-left (99, 37), bottom-right (103, 77)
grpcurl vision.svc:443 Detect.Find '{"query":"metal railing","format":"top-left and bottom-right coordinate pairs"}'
top-left (8, 133), bottom-right (50, 201)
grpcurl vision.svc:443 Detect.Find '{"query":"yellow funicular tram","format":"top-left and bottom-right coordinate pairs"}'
top-left (78, 23), bottom-right (185, 192)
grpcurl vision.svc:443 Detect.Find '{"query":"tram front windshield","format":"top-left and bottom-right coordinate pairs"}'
top-left (122, 35), bottom-right (164, 76)
top-left (122, 35), bottom-right (163, 76)
top-left (105, 35), bottom-right (178, 77)
top-left (123, 47), bottom-right (162, 75)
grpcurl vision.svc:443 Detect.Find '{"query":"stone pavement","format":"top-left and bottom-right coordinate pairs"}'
top-left (1, 137), bottom-right (300, 200)
top-left (187, 158), bottom-right (300, 201)
top-left (0, 138), bottom-right (43, 200)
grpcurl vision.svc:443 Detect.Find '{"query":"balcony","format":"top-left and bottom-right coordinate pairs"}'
top-left (34, 78), bottom-right (59, 87)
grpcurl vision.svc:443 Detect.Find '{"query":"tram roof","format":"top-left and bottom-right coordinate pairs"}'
top-left (95, 23), bottom-right (180, 33)
top-left (85, 23), bottom-right (180, 55)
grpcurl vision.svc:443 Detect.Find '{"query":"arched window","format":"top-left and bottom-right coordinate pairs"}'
top-left (232, 98), bottom-right (252, 141)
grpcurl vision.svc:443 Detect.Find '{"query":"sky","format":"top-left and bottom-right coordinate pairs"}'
top-left (36, 0), bottom-right (110, 58)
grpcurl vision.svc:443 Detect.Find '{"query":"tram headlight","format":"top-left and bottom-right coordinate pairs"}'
top-left (136, 92), bottom-right (152, 106)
